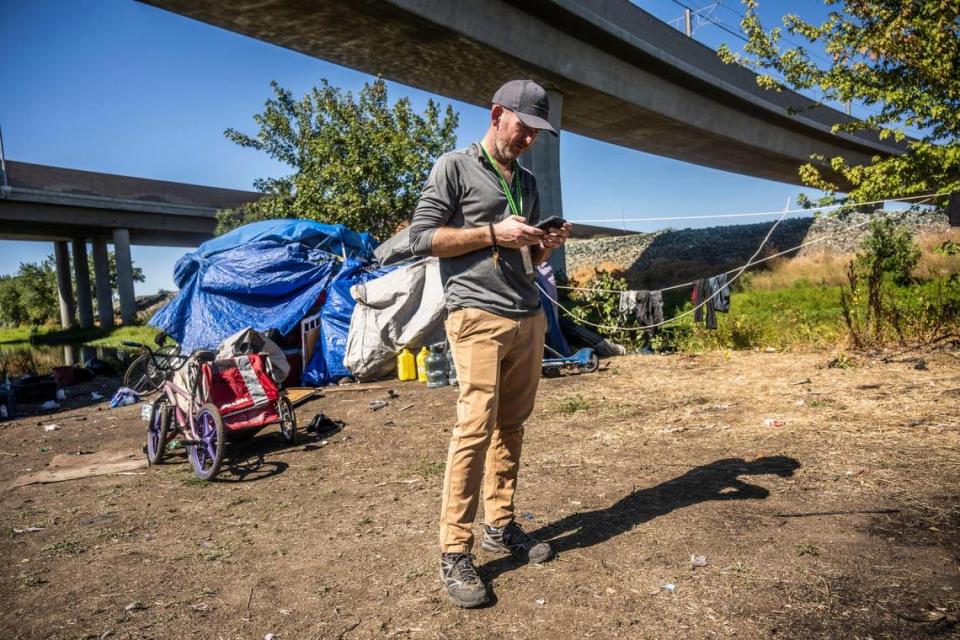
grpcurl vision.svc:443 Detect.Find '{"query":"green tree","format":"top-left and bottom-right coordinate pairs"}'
top-left (718, 0), bottom-right (960, 208)
top-left (217, 78), bottom-right (459, 240)
top-left (0, 252), bottom-right (145, 327)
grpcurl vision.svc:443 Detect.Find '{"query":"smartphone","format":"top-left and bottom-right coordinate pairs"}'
top-left (535, 216), bottom-right (565, 231)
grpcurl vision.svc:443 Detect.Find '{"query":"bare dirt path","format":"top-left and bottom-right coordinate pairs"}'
top-left (2, 351), bottom-right (958, 639)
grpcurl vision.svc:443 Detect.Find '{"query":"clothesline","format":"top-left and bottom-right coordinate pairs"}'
top-left (557, 193), bottom-right (943, 295)
top-left (538, 203), bottom-right (792, 332)
top-left (564, 191), bottom-right (948, 225)
top-left (541, 190), bottom-right (944, 332)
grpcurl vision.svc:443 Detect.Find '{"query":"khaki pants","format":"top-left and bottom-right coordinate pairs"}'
top-left (440, 307), bottom-right (546, 553)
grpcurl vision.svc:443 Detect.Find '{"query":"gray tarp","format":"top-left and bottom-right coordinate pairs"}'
top-left (344, 258), bottom-right (446, 380)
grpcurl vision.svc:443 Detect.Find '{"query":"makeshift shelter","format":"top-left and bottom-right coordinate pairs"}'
top-left (150, 219), bottom-right (377, 354)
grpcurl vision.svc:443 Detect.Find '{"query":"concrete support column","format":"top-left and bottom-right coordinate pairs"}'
top-left (519, 89), bottom-right (566, 279)
top-left (72, 239), bottom-right (94, 329)
top-left (53, 240), bottom-right (76, 329)
top-left (92, 237), bottom-right (115, 329)
top-left (112, 228), bottom-right (136, 325)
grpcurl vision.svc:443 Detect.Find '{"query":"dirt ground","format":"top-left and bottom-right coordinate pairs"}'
top-left (1, 350), bottom-right (959, 639)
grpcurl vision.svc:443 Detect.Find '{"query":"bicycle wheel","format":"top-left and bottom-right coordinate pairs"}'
top-left (124, 354), bottom-right (154, 394)
top-left (146, 396), bottom-right (170, 465)
top-left (189, 403), bottom-right (225, 481)
top-left (277, 396), bottom-right (296, 445)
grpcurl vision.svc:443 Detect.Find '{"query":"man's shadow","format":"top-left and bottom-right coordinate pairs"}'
top-left (479, 456), bottom-right (800, 581)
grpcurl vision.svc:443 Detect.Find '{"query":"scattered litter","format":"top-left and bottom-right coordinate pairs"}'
top-left (43, 424), bottom-right (60, 432)
top-left (124, 601), bottom-right (147, 612)
top-left (190, 602), bottom-right (210, 612)
top-left (793, 378), bottom-right (812, 385)
top-left (535, 597), bottom-right (546, 606)
top-left (110, 387), bottom-right (140, 408)
top-left (794, 399), bottom-right (806, 406)
top-left (90, 391), bottom-right (104, 400)
top-left (56, 388), bottom-right (66, 400)
top-left (387, 389), bottom-right (400, 399)
top-left (369, 400), bottom-right (388, 411)
top-left (398, 403), bottom-right (415, 412)
top-left (710, 403), bottom-right (731, 411)
top-left (914, 359), bottom-right (928, 371)
top-left (763, 418), bottom-right (785, 428)
top-left (40, 400), bottom-right (60, 410)
top-left (661, 583), bottom-right (677, 593)
top-left (690, 554), bottom-right (708, 568)
top-left (12, 526), bottom-right (45, 534)
top-left (278, 609), bottom-right (291, 615)
top-left (856, 384), bottom-right (881, 390)
top-left (569, 500), bottom-right (582, 506)
top-left (264, 635), bottom-right (275, 640)
top-left (383, 420), bottom-right (396, 427)
top-left (306, 413), bottom-right (344, 435)
top-left (763, 347), bottom-right (778, 353)
top-left (522, 512), bottom-right (535, 520)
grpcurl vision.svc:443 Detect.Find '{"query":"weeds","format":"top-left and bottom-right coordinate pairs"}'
top-left (414, 460), bottom-right (445, 479)
top-left (558, 394), bottom-right (589, 414)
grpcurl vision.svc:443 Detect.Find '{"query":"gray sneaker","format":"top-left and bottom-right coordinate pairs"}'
top-left (481, 519), bottom-right (555, 564)
top-left (440, 553), bottom-right (489, 608)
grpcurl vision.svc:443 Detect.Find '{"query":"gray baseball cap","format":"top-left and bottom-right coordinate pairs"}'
top-left (492, 79), bottom-right (558, 136)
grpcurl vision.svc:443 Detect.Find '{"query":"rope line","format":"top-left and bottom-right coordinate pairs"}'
top-left (545, 193), bottom-right (940, 332)
top-left (564, 192), bottom-right (947, 225)
top-left (541, 205), bottom-right (790, 332)
top-left (558, 193), bottom-right (942, 295)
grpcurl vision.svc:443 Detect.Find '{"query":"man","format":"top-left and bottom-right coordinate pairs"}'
top-left (409, 79), bottom-right (573, 608)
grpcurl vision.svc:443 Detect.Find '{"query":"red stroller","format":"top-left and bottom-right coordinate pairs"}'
top-left (137, 342), bottom-right (296, 481)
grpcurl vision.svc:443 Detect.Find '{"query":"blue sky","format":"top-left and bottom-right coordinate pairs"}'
top-left (1, 0), bottom-right (841, 294)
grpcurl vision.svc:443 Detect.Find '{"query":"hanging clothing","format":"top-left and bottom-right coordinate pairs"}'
top-left (619, 290), bottom-right (664, 328)
top-left (692, 274), bottom-right (731, 329)
top-left (710, 273), bottom-right (731, 312)
top-left (692, 279), bottom-right (717, 329)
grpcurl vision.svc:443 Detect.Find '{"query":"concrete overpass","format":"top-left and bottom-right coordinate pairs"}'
top-left (143, 0), bottom-right (904, 210)
top-left (0, 160), bottom-right (258, 327)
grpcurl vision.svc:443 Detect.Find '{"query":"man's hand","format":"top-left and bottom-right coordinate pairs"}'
top-left (493, 216), bottom-right (544, 249)
top-left (539, 222), bottom-right (572, 250)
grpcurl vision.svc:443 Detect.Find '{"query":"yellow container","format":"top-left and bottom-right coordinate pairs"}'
top-left (416, 346), bottom-right (430, 383)
top-left (397, 347), bottom-right (416, 381)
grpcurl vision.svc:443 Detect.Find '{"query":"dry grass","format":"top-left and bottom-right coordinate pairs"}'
top-left (747, 228), bottom-right (960, 291)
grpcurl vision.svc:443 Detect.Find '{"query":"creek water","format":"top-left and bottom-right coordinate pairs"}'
top-left (0, 342), bottom-right (134, 378)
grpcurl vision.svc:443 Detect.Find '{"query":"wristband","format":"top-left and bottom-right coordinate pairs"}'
top-left (488, 222), bottom-right (498, 249)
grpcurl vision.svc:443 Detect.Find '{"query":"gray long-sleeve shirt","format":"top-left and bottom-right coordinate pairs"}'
top-left (408, 143), bottom-right (542, 318)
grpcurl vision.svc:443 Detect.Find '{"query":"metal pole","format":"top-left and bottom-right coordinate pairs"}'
top-left (684, 9), bottom-right (692, 37)
top-left (0, 124), bottom-right (8, 189)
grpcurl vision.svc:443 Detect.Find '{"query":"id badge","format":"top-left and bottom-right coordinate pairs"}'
top-left (520, 245), bottom-right (535, 277)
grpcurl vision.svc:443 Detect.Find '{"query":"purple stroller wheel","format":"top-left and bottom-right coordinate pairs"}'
top-left (188, 403), bottom-right (225, 480)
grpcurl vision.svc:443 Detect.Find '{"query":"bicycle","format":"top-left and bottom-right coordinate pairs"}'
top-left (125, 341), bottom-right (296, 480)
top-left (122, 332), bottom-right (183, 395)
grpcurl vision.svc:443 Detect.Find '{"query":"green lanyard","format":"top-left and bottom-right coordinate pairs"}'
top-left (480, 143), bottom-right (523, 217)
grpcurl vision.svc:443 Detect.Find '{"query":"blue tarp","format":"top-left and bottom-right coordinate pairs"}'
top-left (150, 220), bottom-right (377, 353)
top-left (301, 259), bottom-right (398, 386)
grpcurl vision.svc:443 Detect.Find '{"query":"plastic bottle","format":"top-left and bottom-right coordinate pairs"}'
top-left (445, 343), bottom-right (458, 386)
top-left (396, 347), bottom-right (416, 381)
top-left (426, 344), bottom-right (449, 388)
top-left (416, 346), bottom-right (430, 383)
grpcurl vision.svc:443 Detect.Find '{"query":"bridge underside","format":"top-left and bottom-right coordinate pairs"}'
top-left (143, 0), bottom-right (902, 185)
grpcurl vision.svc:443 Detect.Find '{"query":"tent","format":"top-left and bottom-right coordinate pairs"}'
top-left (150, 219), bottom-right (377, 353)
